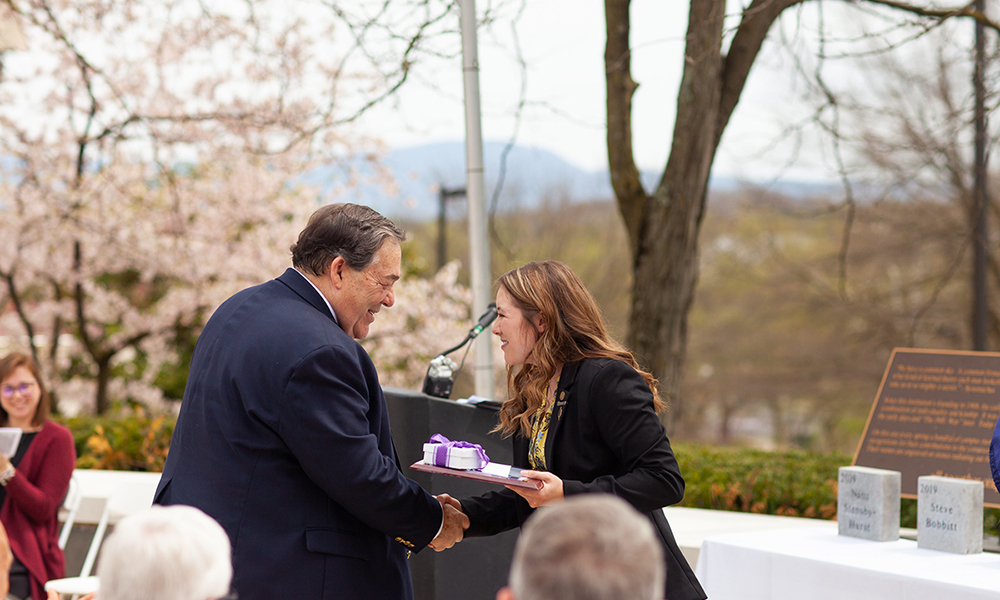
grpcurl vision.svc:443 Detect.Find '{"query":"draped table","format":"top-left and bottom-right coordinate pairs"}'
top-left (695, 527), bottom-right (1000, 600)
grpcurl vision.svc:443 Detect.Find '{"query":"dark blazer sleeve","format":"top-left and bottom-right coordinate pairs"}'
top-left (280, 344), bottom-right (443, 549)
top-left (460, 487), bottom-right (523, 537)
top-left (561, 359), bottom-right (685, 513)
top-left (460, 426), bottom-right (532, 536)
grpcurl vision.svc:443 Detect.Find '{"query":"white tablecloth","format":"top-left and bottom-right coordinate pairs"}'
top-left (695, 527), bottom-right (1000, 600)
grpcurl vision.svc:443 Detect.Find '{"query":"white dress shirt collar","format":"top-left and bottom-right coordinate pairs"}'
top-left (293, 268), bottom-right (339, 324)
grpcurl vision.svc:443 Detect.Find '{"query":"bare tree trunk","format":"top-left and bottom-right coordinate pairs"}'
top-left (603, 0), bottom-right (996, 436)
top-left (2, 271), bottom-right (40, 365)
top-left (604, 0), bottom-right (798, 433)
top-left (95, 355), bottom-right (111, 415)
top-left (605, 0), bottom-right (723, 432)
top-left (767, 396), bottom-right (787, 446)
top-left (719, 395), bottom-right (737, 444)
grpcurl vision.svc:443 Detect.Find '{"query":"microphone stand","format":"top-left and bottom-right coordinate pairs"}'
top-left (422, 303), bottom-right (497, 399)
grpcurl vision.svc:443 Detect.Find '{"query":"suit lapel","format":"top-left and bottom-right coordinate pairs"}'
top-left (278, 268), bottom-right (401, 469)
top-left (276, 268), bottom-right (338, 323)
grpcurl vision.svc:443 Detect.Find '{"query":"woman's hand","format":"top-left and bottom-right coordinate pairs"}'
top-left (0, 454), bottom-right (11, 474)
top-left (507, 470), bottom-right (564, 508)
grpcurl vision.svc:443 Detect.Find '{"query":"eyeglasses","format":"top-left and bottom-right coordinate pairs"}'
top-left (0, 382), bottom-right (35, 399)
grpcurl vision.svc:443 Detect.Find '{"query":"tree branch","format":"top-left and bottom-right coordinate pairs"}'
top-left (857, 0), bottom-right (1000, 32)
top-left (604, 0), bottom-right (646, 251)
top-left (2, 269), bottom-right (40, 365)
top-left (718, 0), bottom-right (805, 145)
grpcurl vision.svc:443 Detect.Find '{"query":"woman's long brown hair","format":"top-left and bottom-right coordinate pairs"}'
top-left (494, 261), bottom-right (665, 438)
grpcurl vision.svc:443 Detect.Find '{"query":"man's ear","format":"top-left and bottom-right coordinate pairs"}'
top-left (329, 256), bottom-right (347, 289)
top-left (495, 586), bottom-right (515, 600)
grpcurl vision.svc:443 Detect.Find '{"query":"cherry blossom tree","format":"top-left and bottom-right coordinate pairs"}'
top-left (0, 0), bottom-right (469, 414)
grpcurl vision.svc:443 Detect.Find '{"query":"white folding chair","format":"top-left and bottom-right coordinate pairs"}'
top-left (43, 575), bottom-right (98, 599)
top-left (46, 479), bottom-right (156, 598)
top-left (58, 475), bottom-right (82, 550)
top-left (44, 494), bottom-right (112, 600)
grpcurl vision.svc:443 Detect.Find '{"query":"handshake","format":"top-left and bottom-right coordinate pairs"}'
top-left (428, 494), bottom-right (468, 551)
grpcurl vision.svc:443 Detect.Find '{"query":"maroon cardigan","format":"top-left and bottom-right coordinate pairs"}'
top-left (1, 421), bottom-right (75, 600)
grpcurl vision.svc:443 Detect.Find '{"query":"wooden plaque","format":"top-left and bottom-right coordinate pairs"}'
top-left (410, 462), bottom-right (543, 490)
top-left (854, 348), bottom-right (1000, 507)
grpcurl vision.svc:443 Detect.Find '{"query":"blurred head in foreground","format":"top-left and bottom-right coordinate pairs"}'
top-left (97, 505), bottom-right (232, 600)
top-left (498, 494), bottom-right (665, 600)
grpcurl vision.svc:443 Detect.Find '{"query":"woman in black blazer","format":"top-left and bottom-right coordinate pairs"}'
top-left (446, 261), bottom-right (706, 600)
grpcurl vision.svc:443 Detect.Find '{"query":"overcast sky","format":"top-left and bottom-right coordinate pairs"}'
top-left (352, 0), bottom-right (843, 183)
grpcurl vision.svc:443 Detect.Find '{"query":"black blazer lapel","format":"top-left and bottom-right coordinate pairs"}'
top-left (544, 361), bottom-right (579, 466)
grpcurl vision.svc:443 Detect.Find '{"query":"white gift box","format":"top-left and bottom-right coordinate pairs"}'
top-left (423, 443), bottom-right (487, 470)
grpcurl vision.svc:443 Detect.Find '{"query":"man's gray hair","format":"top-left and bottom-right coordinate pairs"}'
top-left (509, 495), bottom-right (664, 600)
top-left (96, 505), bottom-right (232, 600)
top-left (290, 203), bottom-right (406, 276)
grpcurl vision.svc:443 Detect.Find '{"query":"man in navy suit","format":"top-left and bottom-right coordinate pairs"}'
top-left (155, 203), bottom-right (468, 600)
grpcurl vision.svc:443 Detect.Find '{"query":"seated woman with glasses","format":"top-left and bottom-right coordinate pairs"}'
top-left (0, 353), bottom-right (75, 600)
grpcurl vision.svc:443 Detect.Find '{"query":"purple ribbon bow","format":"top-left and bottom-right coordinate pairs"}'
top-left (429, 434), bottom-right (490, 469)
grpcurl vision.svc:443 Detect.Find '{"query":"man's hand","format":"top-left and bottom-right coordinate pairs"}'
top-left (436, 493), bottom-right (463, 512)
top-left (428, 497), bottom-right (469, 551)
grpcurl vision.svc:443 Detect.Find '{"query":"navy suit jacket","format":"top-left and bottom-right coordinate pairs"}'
top-left (155, 269), bottom-right (442, 600)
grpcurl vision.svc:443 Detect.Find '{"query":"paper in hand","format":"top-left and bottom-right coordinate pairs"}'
top-left (479, 462), bottom-right (524, 479)
top-left (0, 428), bottom-right (22, 457)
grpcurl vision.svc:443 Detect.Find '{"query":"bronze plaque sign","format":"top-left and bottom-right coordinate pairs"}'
top-left (854, 348), bottom-right (1000, 507)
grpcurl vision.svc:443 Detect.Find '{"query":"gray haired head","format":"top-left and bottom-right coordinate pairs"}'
top-left (508, 495), bottom-right (665, 600)
top-left (290, 203), bottom-right (406, 276)
top-left (96, 505), bottom-right (232, 600)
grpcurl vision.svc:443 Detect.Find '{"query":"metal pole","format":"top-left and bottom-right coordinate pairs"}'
top-left (972, 0), bottom-right (989, 350)
top-left (436, 186), bottom-right (467, 272)
top-left (458, 0), bottom-right (495, 398)
top-left (438, 187), bottom-right (448, 272)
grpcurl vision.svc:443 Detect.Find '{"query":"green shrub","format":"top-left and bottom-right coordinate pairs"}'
top-left (58, 410), bottom-right (175, 472)
top-left (674, 443), bottom-right (1000, 531)
top-left (50, 418), bottom-right (1000, 532)
top-left (674, 443), bottom-right (844, 519)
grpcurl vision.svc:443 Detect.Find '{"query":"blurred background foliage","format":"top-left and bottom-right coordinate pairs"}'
top-left (63, 411), bottom-right (1000, 529)
top-left (63, 410), bottom-right (174, 472)
top-left (50, 181), bottom-right (994, 459)
top-left (406, 183), bottom-right (988, 455)
top-left (26, 166), bottom-right (1000, 524)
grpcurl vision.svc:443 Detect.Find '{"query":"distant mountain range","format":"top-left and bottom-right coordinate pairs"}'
top-left (304, 141), bottom-right (845, 221)
top-left (0, 141), bottom-right (853, 220)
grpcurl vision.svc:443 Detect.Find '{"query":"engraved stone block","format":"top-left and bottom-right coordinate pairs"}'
top-left (837, 466), bottom-right (900, 541)
top-left (917, 475), bottom-right (983, 554)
